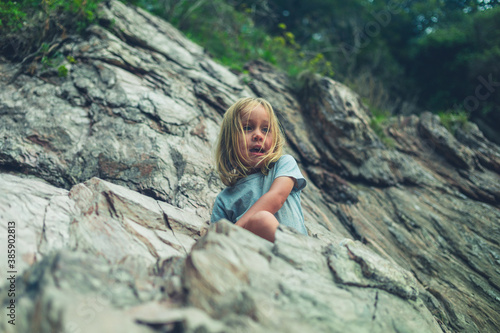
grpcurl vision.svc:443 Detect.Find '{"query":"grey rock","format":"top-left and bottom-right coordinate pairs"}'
top-left (326, 240), bottom-right (418, 300)
top-left (0, 0), bottom-right (499, 332)
top-left (0, 174), bottom-right (440, 333)
top-left (182, 221), bottom-right (441, 333)
top-left (419, 112), bottom-right (477, 170)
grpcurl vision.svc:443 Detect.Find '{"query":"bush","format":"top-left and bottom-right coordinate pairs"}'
top-left (0, 0), bottom-right (101, 60)
top-left (1, 0), bottom-right (335, 86)
top-left (129, 0), bottom-right (334, 77)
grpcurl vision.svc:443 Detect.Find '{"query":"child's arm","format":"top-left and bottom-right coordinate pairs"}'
top-left (235, 176), bottom-right (295, 227)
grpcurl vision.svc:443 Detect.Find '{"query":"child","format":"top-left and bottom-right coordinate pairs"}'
top-left (211, 97), bottom-right (308, 242)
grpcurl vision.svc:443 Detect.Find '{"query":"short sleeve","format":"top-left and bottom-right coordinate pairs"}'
top-left (210, 195), bottom-right (228, 223)
top-left (273, 155), bottom-right (306, 191)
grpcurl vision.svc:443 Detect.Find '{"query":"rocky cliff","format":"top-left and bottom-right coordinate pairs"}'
top-left (0, 1), bottom-right (499, 332)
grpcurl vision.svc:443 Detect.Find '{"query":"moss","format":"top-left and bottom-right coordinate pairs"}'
top-left (58, 65), bottom-right (68, 77)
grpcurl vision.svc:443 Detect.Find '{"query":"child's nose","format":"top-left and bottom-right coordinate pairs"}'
top-left (253, 131), bottom-right (263, 141)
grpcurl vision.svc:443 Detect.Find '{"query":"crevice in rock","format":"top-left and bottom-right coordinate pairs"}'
top-left (103, 191), bottom-right (119, 219)
top-left (82, 55), bottom-right (151, 87)
top-left (104, 195), bottom-right (162, 261)
top-left (372, 291), bottom-right (379, 321)
top-left (427, 286), bottom-right (467, 331)
top-left (170, 148), bottom-right (186, 180)
top-left (0, 158), bottom-right (31, 177)
top-left (143, 72), bottom-right (171, 93)
top-left (0, 156), bottom-right (75, 190)
top-left (193, 83), bottom-right (230, 116)
top-left (157, 201), bottom-right (188, 255)
top-left (26, 134), bottom-right (57, 151)
top-left (333, 206), bottom-right (364, 243)
top-left (107, 21), bottom-right (193, 72)
top-left (108, 50), bottom-right (150, 77)
top-left (155, 235), bottom-right (186, 254)
top-left (137, 187), bottom-right (172, 204)
top-left (38, 195), bottom-right (77, 255)
top-left (38, 196), bottom-right (52, 253)
top-left (135, 319), bottom-right (184, 332)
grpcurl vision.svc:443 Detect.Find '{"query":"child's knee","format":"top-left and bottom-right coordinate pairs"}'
top-left (244, 211), bottom-right (278, 242)
top-left (248, 211), bottom-right (277, 226)
top-left (251, 211), bottom-right (275, 222)
top-left (245, 211), bottom-right (278, 231)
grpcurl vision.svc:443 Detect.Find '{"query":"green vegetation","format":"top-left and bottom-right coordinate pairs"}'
top-left (368, 105), bottom-right (395, 149)
top-left (409, 5), bottom-right (500, 117)
top-left (1, 0), bottom-right (333, 79)
top-left (126, 0), bottom-right (334, 77)
top-left (0, 0), bottom-right (100, 60)
top-left (0, 0), bottom-right (99, 31)
top-left (58, 65), bottom-right (68, 77)
top-left (438, 110), bottom-right (470, 135)
top-left (230, 0), bottom-right (499, 140)
top-left (125, 0), bottom-right (498, 140)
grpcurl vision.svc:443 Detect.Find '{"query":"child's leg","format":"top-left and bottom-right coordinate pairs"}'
top-left (240, 211), bottom-right (279, 242)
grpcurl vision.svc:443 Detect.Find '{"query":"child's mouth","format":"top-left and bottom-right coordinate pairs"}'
top-left (249, 147), bottom-right (265, 155)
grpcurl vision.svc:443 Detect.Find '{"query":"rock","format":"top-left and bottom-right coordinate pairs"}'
top-left (419, 112), bottom-right (477, 170)
top-left (0, 251), bottom-right (157, 333)
top-left (183, 221), bottom-right (440, 332)
top-left (0, 176), bottom-right (439, 333)
top-left (1, 0), bottom-right (499, 332)
top-left (0, 173), bottom-right (205, 273)
top-left (327, 240), bottom-right (418, 300)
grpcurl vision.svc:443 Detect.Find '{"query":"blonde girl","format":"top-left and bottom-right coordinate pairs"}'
top-left (211, 97), bottom-right (308, 242)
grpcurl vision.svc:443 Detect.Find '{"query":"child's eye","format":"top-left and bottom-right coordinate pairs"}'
top-left (262, 127), bottom-right (269, 133)
top-left (243, 126), bottom-right (252, 131)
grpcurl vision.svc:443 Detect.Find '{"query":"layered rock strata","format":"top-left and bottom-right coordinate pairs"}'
top-left (0, 1), bottom-right (499, 332)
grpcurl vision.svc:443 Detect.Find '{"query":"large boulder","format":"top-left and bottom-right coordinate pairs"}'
top-left (1, 1), bottom-right (499, 332)
top-left (0, 174), bottom-right (440, 333)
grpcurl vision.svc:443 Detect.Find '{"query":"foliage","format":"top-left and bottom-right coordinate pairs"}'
top-left (438, 110), bottom-right (470, 135)
top-left (0, 2), bottom-right (27, 30)
top-left (409, 5), bottom-right (500, 118)
top-left (124, 0), bottom-right (334, 78)
top-left (0, 0), bottom-right (101, 60)
top-left (368, 104), bottom-right (395, 148)
top-left (58, 65), bottom-right (69, 77)
top-left (230, 0), bottom-right (499, 140)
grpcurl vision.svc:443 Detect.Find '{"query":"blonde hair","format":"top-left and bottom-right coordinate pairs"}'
top-left (215, 97), bottom-right (285, 186)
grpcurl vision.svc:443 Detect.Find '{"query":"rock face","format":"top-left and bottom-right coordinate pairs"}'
top-left (0, 1), bottom-right (499, 332)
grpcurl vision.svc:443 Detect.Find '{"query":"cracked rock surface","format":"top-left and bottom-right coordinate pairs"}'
top-left (1, 1), bottom-right (499, 332)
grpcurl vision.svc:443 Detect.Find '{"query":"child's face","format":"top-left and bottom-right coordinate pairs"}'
top-left (238, 105), bottom-right (273, 170)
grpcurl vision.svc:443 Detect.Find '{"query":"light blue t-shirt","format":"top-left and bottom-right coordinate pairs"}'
top-left (211, 154), bottom-right (308, 235)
